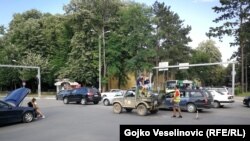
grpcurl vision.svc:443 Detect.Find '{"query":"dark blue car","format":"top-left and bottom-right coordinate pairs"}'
top-left (159, 89), bottom-right (214, 113)
top-left (57, 87), bottom-right (101, 105)
top-left (0, 88), bottom-right (36, 126)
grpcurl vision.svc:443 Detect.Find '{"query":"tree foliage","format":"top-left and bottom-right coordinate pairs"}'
top-left (0, 0), bottom-right (229, 91)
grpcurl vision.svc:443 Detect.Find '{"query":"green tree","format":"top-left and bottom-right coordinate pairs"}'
top-left (151, 1), bottom-right (192, 84)
top-left (207, 0), bottom-right (250, 92)
top-left (196, 40), bottom-right (222, 62)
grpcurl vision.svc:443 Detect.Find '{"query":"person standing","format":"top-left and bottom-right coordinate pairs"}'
top-left (172, 85), bottom-right (182, 118)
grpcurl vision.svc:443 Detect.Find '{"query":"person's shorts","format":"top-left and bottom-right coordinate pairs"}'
top-left (173, 102), bottom-right (180, 108)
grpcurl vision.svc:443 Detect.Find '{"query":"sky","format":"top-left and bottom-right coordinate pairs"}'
top-left (0, 0), bottom-right (238, 62)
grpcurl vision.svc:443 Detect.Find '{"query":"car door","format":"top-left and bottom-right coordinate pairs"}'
top-left (164, 91), bottom-right (175, 109)
top-left (0, 101), bottom-right (11, 125)
top-left (189, 91), bottom-right (205, 107)
top-left (73, 88), bottom-right (81, 101)
top-left (70, 89), bottom-right (79, 102)
top-left (0, 101), bottom-right (22, 125)
top-left (123, 90), bottom-right (136, 108)
top-left (179, 91), bottom-right (188, 108)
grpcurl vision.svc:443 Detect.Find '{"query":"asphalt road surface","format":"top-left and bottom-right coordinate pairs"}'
top-left (0, 98), bottom-right (249, 141)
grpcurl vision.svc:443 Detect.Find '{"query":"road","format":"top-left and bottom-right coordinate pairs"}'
top-left (0, 98), bottom-right (249, 141)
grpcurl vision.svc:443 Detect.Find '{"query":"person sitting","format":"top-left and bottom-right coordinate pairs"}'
top-left (28, 98), bottom-right (45, 119)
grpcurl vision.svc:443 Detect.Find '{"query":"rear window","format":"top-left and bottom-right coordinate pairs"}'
top-left (203, 90), bottom-right (213, 98)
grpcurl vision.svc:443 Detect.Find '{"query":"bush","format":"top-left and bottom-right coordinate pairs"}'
top-left (234, 86), bottom-right (242, 95)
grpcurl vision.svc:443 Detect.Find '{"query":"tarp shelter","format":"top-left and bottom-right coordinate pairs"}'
top-left (54, 81), bottom-right (80, 93)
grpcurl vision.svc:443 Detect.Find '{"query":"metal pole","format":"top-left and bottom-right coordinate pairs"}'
top-left (98, 34), bottom-right (102, 92)
top-left (232, 63), bottom-right (235, 96)
top-left (38, 67), bottom-right (41, 98)
top-left (0, 64), bottom-right (41, 97)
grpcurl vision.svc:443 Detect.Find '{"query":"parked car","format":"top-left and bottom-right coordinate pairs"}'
top-left (206, 87), bottom-right (230, 95)
top-left (243, 96), bottom-right (250, 107)
top-left (207, 90), bottom-right (234, 108)
top-left (102, 92), bottom-right (124, 106)
top-left (159, 89), bottom-right (213, 113)
top-left (60, 87), bottom-right (101, 105)
top-left (56, 89), bottom-right (73, 100)
top-left (101, 89), bottom-right (124, 97)
top-left (0, 88), bottom-right (36, 126)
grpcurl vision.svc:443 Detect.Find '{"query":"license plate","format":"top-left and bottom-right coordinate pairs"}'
top-left (94, 95), bottom-right (98, 97)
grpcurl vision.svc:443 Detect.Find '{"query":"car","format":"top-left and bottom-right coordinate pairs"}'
top-left (112, 88), bottom-right (159, 116)
top-left (243, 96), bottom-right (250, 107)
top-left (102, 92), bottom-right (124, 106)
top-left (0, 88), bottom-right (36, 126)
top-left (159, 89), bottom-right (214, 113)
top-left (207, 90), bottom-right (234, 108)
top-left (101, 89), bottom-right (124, 97)
top-left (56, 89), bottom-right (73, 100)
top-left (60, 87), bottom-right (101, 105)
top-left (206, 87), bottom-right (230, 95)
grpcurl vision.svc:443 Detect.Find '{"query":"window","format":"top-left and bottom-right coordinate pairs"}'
top-left (125, 90), bottom-right (135, 97)
top-left (180, 91), bottom-right (189, 98)
top-left (190, 91), bottom-right (203, 97)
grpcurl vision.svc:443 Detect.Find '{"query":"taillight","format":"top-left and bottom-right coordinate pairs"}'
top-left (87, 92), bottom-right (93, 96)
top-left (204, 98), bottom-right (208, 104)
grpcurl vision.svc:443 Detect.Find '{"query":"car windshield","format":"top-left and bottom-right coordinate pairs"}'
top-left (166, 81), bottom-right (176, 89)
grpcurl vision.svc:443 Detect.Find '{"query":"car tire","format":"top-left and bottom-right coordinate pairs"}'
top-left (113, 103), bottom-right (122, 114)
top-left (23, 112), bottom-right (34, 123)
top-left (63, 97), bottom-right (69, 104)
top-left (137, 104), bottom-right (147, 116)
top-left (149, 109), bottom-right (158, 114)
top-left (125, 108), bottom-right (133, 112)
top-left (213, 101), bottom-right (220, 108)
top-left (103, 99), bottom-right (110, 106)
top-left (187, 103), bottom-right (196, 113)
top-left (248, 100), bottom-right (250, 107)
top-left (81, 98), bottom-right (87, 105)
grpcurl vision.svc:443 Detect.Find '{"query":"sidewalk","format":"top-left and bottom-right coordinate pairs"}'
top-left (233, 96), bottom-right (244, 102)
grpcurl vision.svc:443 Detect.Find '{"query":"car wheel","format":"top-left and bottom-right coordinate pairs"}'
top-left (149, 109), bottom-right (159, 114)
top-left (63, 97), bottom-right (69, 104)
top-left (187, 103), bottom-right (196, 113)
top-left (113, 103), bottom-right (122, 114)
top-left (81, 98), bottom-right (87, 105)
top-left (213, 101), bottom-right (220, 108)
top-left (248, 100), bottom-right (250, 107)
top-left (125, 108), bottom-right (133, 112)
top-left (23, 112), bottom-right (34, 123)
top-left (137, 104), bottom-right (147, 116)
top-left (103, 99), bottom-right (110, 106)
